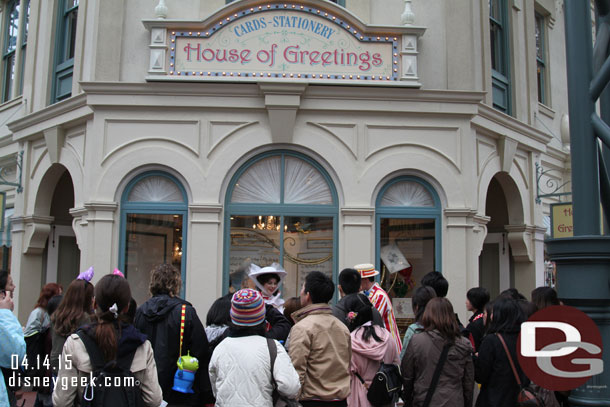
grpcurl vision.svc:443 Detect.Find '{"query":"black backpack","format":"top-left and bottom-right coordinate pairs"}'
top-left (76, 330), bottom-right (145, 407)
top-left (355, 362), bottom-right (402, 407)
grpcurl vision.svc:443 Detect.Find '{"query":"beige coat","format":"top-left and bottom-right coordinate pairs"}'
top-left (289, 303), bottom-right (351, 402)
top-left (52, 332), bottom-right (163, 407)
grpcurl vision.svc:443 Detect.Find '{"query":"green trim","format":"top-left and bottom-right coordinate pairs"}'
top-left (490, 0), bottom-right (511, 115)
top-left (375, 176), bottom-right (443, 276)
top-left (119, 171), bottom-right (188, 297)
top-left (51, 0), bottom-right (78, 104)
top-left (224, 150), bottom-right (339, 297)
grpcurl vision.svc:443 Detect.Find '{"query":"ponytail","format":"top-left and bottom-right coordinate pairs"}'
top-left (93, 275), bottom-right (131, 361)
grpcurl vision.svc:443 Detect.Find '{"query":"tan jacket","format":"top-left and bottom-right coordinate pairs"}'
top-left (289, 303), bottom-right (351, 401)
top-left (52, 333), bottom-right (163, 407)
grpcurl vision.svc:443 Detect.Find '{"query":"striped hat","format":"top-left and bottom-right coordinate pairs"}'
top-left (230, 289), bottom-right (266, 326)
top-left (354, 263), bottom-right (380, 278)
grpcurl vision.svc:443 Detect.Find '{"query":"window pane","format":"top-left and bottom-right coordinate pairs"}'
top-left (232, 157), bottom-right (281, 203)
top-left (22, 0), bottom-right (30, 44)
top-left (3, 53), bottom-right (15, 102)
top-left (379, 218), bottom-right (436, 300)
top-left (228, 215), bottom-right (281, 292)
top-left (380, 181), bottom-right (435, 207)
top-left (5, 1), bottom-right (19, 54)
top-left (128, 176), bottom-right (184, 202)
top-left (284, 157), bottom-right (332, 204)
top-left (124, 213), bottom-right (183, 305)
top-left (283, 216), bottom-right (333, 299)
top-left (66, 8), bottom-right (78, 60)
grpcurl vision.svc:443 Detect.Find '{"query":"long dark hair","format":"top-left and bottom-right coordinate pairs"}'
top-left (421, 297), bottom-right (460, 342)
top-left (343, 293), bottom-right (382, 343)
top-left (34, 283), bottom-right (62, 309)
top-left (52, 279), bottom-right (94, 336)
top-left (412, 286), bottom-right (436, 322)
top-left (487, 297), bottom-right (525, 334)
top-left (94, 275), bottom-right (132, 361)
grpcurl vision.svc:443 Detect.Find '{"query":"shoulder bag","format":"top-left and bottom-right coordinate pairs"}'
top-left (266, 338), bottom-right (301, 407)
top-left (496, 333), bottom-right (545, 407)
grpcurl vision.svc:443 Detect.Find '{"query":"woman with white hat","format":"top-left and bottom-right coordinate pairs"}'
top-left (248, 263), bottom-right (287, 313)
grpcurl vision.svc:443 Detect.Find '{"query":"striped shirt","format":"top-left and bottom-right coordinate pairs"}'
top-left (368, 283), bottom-right (402, 352)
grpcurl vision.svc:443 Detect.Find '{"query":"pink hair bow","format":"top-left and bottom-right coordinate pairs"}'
top-left (113, 268), bottom-right (125, 278)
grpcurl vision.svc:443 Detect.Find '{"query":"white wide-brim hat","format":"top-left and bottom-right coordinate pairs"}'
top-left (248, 263), bottom-right (287, 291)
top-left (354, 263), bottom-right (380, 278)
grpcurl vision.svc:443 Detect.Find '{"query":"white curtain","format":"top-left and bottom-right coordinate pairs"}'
top-left (231, 157), bottom-right (281, 203)
top-left (128, 176), bottom-right (184, 202)
top-left (284, 157), bottom-right (332, 204)
top-left (380, 181), bottom-right (434, 207)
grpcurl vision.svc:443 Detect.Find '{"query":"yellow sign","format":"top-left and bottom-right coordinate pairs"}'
top-left (551, 202), bottom-right (606, 238)
top-left (551, 203), bottom-right (573, 238)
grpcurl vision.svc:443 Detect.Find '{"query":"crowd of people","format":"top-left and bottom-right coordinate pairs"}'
top-left (0, 262), bottom-right (568, 407)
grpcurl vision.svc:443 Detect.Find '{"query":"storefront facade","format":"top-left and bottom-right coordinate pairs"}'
top-left (1, 0), bottom-right (570, 324)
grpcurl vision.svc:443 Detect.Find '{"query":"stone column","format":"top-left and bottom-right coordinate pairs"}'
top-left (340, 208), bottom-right (375, 269)
top-left (83, 202), bottom-right (117, 283)
top-left (444, 209), bottom-right (488, 321)
top-left (10, 215), bottom-right (53, 321)
top-left (187, 204), bottom-right (223, 314)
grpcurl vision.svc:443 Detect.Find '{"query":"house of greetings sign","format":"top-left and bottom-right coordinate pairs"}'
top-left (167, 3), bottom-right (399, 82)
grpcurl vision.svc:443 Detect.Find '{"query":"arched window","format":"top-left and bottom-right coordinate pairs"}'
top-left (375, 177), bottom-right (442, 302)
top-left (224, 151), bottom-right (338, 298)
top-left (119, 171), bottom-right (188, 305)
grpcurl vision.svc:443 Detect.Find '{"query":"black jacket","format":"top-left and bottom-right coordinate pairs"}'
top-left (134, 294), bottom-right (213, 406)
top-left (264, 303), bottom-right (291, 342)
top-left (465, 312), bottom-right (485, 352)
top-left (475, 332), bottom-right (529, 407)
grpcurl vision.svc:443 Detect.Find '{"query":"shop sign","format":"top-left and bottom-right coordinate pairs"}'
top-left (550, 202), bottom-right (605, 238)
top-left (169, 4), bottom-right (398, 82)
top-left (550, 203), bottom-right (573, 238)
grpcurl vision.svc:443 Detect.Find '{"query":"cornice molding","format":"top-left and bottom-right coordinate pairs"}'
top-left (8, 94), bottom-right (92, 137)
top-left (476, 103), bottom-right (553, 147)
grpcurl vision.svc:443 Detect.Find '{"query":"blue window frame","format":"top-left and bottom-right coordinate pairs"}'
top-left (52, 0), bottom-right (78, 103)
top-left (119, 171), bottom-right (188, 304)
top-left (490, 0), bottom-right (511, 115)
top-left (375, 177), bottom-right (442, 298)
top-left (224, 151), bottom-right (338, 299)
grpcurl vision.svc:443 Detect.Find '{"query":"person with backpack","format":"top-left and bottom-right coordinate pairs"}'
top-left (52, 273), bottom-right (162, 406)
top-left (134, 263), bottom-right (214, 406)
top-left (50, 274), bottom-right (95, 374)
top-left (209, 289), bottom-right (300, 406)
top-left (401, 297), bottom-right (474, 407)
top-left (346, 293), bottom-right (400, 407)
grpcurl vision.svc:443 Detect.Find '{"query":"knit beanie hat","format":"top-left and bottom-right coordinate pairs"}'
top-left (230, 289), bottom-right (266, 326)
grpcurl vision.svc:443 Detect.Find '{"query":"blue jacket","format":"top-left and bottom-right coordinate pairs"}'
top-left (0, 309), bottom-right (26, 406)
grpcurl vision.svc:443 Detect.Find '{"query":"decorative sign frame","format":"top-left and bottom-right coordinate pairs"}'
top-left (144, 1), bottom-right (425, 86)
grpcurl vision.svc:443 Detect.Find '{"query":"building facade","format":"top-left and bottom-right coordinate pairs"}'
top-left (0, 0), bottom-right (571, 323)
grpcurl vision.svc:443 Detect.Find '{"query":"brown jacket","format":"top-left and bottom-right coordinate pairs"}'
top-left (289, 303), bottom-right (351, 401)
top-left (401, 330), bottom-right (474, 407)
